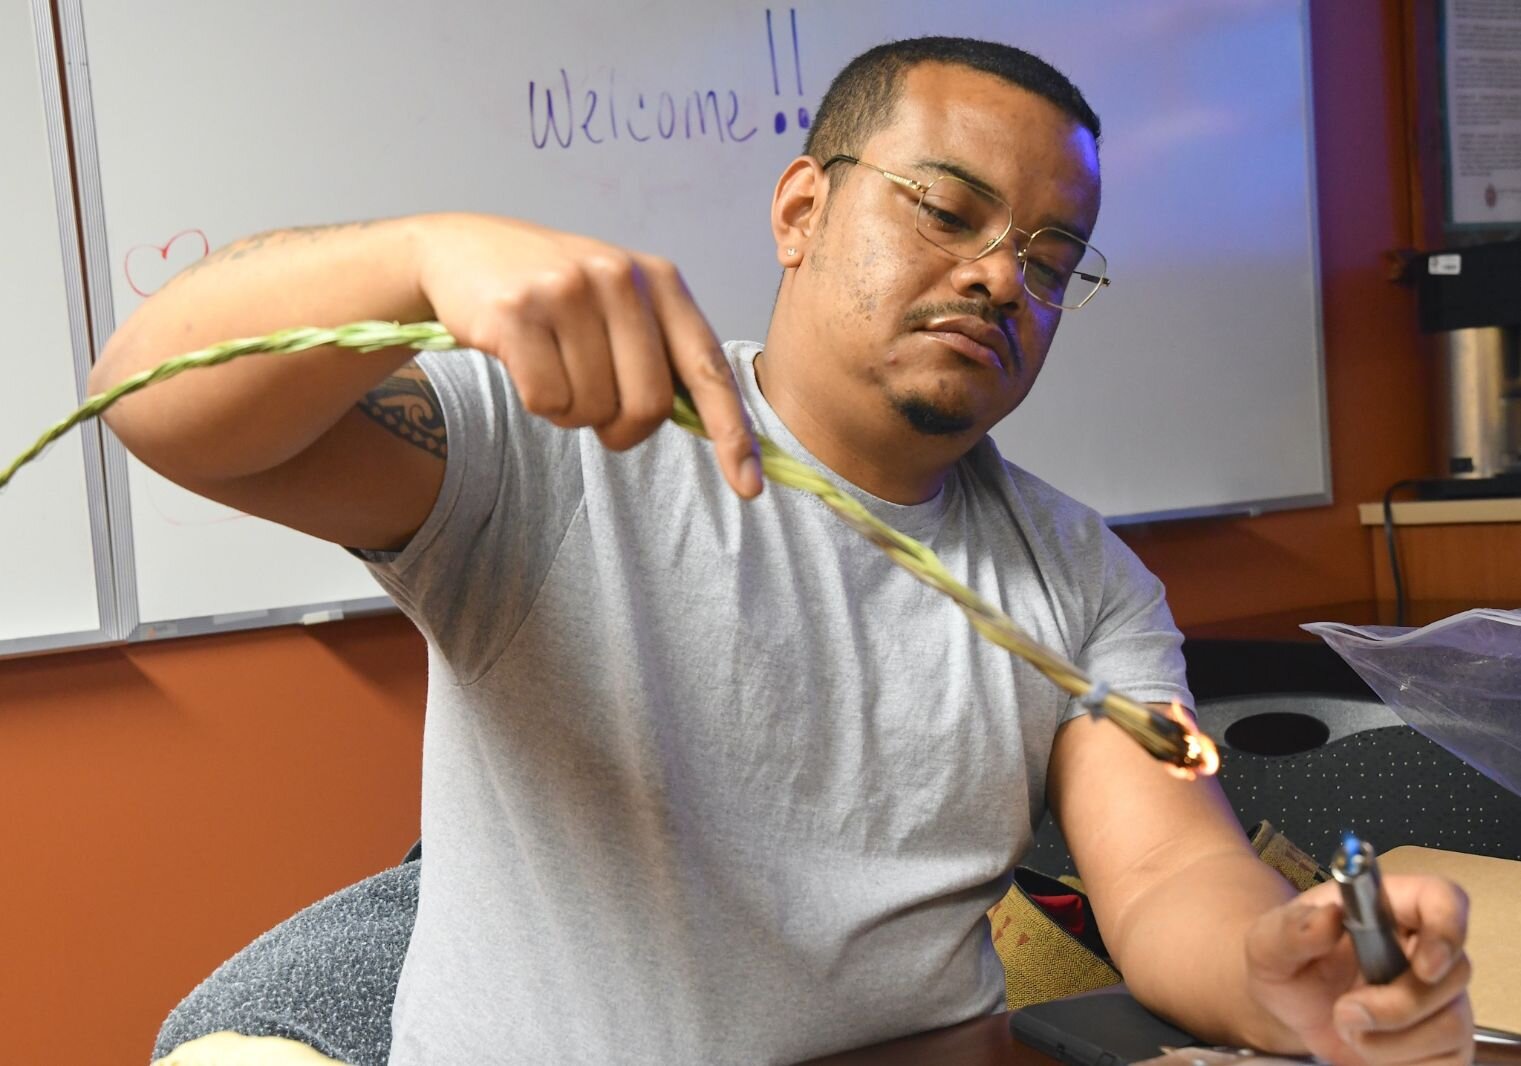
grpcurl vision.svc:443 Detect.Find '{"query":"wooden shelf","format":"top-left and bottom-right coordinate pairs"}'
top-left (1358, 498), bottom-right (1521, 526)
top-left (1360, 498), bottom-right (1521, 602)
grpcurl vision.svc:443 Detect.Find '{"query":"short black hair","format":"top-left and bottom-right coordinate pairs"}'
top-left (802, 36), bottom-right (1100, 167)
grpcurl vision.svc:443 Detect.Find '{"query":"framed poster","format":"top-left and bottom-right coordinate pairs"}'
top-left (1442, 0), bottom-right (1521, 226)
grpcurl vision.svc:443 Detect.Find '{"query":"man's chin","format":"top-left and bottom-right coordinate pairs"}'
top-left (891, 396), bottom-right (978, 437)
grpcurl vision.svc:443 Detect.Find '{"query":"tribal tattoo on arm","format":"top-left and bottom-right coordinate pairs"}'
top-left (358, 361), bottom-right (448, 459)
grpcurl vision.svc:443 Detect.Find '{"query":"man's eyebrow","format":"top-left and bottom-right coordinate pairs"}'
top-left (911, 156), bottom-right (1093, 242)
top-left (1037, 213), bottom-right (1093, 242)
top-left (911, 156), bottom-right (997, 195)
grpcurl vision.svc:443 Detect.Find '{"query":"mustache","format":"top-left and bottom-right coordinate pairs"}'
top-left (901, 300), bottom-right (1021, 366)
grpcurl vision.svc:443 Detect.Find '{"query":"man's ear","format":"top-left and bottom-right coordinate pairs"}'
top-left (770, 156), bottom-right (828, 268)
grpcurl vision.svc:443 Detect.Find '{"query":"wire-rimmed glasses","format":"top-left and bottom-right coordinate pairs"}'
top-left (823, 154), bottom-right (1109, 311)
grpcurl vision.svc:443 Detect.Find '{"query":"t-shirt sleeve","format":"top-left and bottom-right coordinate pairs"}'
top-left (1061, 524), bottom-right (1193, 724)
top-left (353, 348), bottom-right (584, 683)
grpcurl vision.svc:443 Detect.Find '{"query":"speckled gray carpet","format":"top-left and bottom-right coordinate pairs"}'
top-left (1030, 724), bottom-right (1521, 876)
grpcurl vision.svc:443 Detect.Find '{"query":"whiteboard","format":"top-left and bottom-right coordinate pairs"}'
top-left (60, 1), bottom-right (394, 637)
top-left (0, 0), bottom-right (117, 657)
top-left (59, 0), bottom-right (1325, 636)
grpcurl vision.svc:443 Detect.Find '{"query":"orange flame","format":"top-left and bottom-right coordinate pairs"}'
top-left (1162, 699), bottom-right (1221, 781)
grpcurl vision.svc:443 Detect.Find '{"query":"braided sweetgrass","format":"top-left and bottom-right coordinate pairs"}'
top-left (0, 322), bottom-right (455, 489)
top-left (3, 321), bottom-right (1217, 775)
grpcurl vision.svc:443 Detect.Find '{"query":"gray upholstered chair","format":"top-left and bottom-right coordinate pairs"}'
top-left (151, 850), bottom-right (420, 1066)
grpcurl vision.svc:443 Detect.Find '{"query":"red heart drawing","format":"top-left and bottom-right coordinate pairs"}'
top-left (143, 468), bottom-right (250, 527)
top-left (123, 228), bottom-right (210, 298)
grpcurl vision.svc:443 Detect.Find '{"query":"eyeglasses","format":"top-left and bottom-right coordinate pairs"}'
top-left (822, 155), bottom-right (1109, 311)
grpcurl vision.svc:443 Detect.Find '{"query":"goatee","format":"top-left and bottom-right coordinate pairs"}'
top-left (892, 396), bottom-right (975, 437)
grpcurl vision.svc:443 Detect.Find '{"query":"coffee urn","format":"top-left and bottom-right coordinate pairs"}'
top-left (1415, 239), bottom-right (1521, 496)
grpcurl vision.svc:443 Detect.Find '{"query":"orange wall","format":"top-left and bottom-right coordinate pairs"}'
top-left (1, 3), bottom-right (1424, 1063)
top-left (0, 617), bottom-right (425, 1065)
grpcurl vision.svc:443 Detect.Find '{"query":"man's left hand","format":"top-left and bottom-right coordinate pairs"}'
top-left (1244, 875), bottom-right (1473, 1066)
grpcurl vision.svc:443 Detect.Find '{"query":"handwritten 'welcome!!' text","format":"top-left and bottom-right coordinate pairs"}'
top-left (530, 69), bottom-right (758, 149)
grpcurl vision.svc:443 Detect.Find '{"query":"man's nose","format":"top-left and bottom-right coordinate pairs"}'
top-left (950, 239), bottom-right (1026, 312)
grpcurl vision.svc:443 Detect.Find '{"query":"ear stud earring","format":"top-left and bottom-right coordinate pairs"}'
top-left (786, 247), bottom-right (797, 256)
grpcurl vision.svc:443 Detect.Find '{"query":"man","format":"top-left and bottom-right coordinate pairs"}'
top-left (99, 37), bottom-right (1473, 1066)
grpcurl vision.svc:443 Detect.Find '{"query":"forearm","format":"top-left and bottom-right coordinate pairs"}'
top-left (91, 215), bottom-right (437, 483)
top-left (1109, 848), bottom-right (1301, 1051)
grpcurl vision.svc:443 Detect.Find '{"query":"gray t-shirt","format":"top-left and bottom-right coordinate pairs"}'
top-left (363, 341), bottom-right (1191, 1065)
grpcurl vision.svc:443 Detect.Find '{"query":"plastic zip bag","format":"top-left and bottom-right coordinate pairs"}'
top-left (1302, 609), bottom-right (1521, 799)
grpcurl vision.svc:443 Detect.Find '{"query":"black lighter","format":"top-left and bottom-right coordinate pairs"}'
top-left (1330, 834), bottom-right (1410, 985)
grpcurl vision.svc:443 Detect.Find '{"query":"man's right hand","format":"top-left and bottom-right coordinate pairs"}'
top-left (417, 214), bottom-right (762, 499)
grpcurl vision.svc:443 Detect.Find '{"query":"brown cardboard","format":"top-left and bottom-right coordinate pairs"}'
top-left (1381, 847), bottom-right (1521, 1033)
